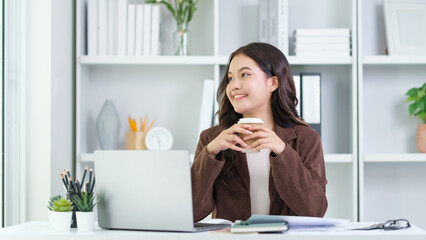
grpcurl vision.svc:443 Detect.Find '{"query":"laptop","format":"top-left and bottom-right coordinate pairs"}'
top-left (94, 150), bottom-right (230, 232)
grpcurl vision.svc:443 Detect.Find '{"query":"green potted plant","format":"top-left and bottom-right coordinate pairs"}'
top-left (49, 197), bottom-right (74, 231)
top-left (47, 195), bottom-right (62, 230)
top-left (145, 0), bottom-right (198, 55)
top-left (406, 83), bottom-right (426, 152)
top-left (72, 192), bottom-right (97, 231)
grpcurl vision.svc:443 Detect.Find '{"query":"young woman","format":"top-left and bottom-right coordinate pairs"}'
top-left (191, 42), bottom-right (327, 222)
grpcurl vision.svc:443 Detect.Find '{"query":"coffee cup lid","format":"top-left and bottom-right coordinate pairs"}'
top-left (237, 118), bottom-right (264, 124)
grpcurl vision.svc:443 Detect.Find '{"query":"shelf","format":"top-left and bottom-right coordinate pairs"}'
top-left (79, 55), bottom-right (354, 66)
top-left (363, 56), bottom-right (426, 65)
top-left (79, 56), bottom-right (229, 65)
top-left (79, 153), bottom-right (352, 163)
top-left (363, 153), bottom-right (426, 163)
top-left (324, 154), bottom-right (353, 163)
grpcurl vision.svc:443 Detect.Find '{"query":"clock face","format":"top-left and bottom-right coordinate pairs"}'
top-left (145, 127), bottom-right (173, 150)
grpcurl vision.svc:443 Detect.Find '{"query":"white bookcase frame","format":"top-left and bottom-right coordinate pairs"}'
top-left (75, 0), bottom-right (426, 227)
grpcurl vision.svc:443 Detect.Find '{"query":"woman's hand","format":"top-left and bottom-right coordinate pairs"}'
top-left (243, 125), bottom-right (286, 155)
top-left (206, 124), bottom-right (253, 156)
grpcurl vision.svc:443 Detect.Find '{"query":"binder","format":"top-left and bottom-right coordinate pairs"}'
top-left (301, 73), bottom-right (321, 135)
top-left (198, 79), bottom-right (215, 136)
top-left (293, 73), bottom-right (301, 116)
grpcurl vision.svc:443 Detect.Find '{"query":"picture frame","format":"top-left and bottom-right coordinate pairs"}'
top-left (384, 0), bottom-right (426, 55)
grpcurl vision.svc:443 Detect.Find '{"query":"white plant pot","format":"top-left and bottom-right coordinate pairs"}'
top-left (76, 211), bottom-right (95, 232)
top-left (50, 211), bottom-right (72, 232)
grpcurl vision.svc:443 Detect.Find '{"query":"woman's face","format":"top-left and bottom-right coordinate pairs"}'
top-left (226, 54), bottom-right (277, 117)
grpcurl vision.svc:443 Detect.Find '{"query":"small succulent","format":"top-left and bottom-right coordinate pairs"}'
top-left (52, 198), bottom-right (74, 212)
top-left (47, 195), bottom-right (62, 211)
top-left (72, 192), bottom-right (97, 212)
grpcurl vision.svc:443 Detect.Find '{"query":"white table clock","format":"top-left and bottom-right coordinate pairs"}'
top-left (145, 127), bottom-right (174, 150)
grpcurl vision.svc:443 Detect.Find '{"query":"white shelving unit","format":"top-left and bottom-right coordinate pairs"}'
top-left (73, 0), bottom-right (426, 225)
top-left (358, 0), bottom-right (426, 229)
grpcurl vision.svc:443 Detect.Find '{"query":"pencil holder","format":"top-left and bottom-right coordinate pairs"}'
top-left (67, 192), bottom-right (81, 228)
top-left (125, 131), bottom-right (147, 150)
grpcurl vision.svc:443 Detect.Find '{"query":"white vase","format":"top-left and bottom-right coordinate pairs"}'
top-left (76, 211), bottom-right (95, 232)
top-left (47, 210), bottom-right (54, 230)
top-left (96, 100), bottom-right (121, 150)
top-left (50, 211), bottom-right (72, 232)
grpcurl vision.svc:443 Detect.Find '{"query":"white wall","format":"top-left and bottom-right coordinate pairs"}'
top-left (25, 0), bottom-right (73, 221)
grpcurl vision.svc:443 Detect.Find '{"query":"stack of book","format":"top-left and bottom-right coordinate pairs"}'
top-left (87, 0), bottom-right (161, 57)
top-left (258, 0), bottom-right (289, 54)
top-left (294, 28), bottom-right (351, 57)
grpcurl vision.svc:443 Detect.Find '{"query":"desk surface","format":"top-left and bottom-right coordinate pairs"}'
top-left (0, 221), bottom-right (425, 240)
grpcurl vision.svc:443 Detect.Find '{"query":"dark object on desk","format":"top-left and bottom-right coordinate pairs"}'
top-left (353, 219), bottom-right (411, 231)
top-left (230, 219), bottom-right (290, 233)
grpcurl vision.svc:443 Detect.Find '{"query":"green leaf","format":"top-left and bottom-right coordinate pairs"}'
top-left (409, 103), bottom-right (417, 115)
top-left (406, 87), bottom-right (419, 97)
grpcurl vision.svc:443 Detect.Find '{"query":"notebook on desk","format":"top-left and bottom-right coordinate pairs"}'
top-left (94, 150), bottom-right (230, 232)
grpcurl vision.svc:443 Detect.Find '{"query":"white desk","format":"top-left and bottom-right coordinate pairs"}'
top-left (0, 221), bottom-right (425, 240)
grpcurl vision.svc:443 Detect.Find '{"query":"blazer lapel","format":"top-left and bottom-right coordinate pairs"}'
top-left (234, 151), bottom-right (250, 191)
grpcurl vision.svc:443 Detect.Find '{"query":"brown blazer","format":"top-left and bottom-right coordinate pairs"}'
top-left (191, 123), bottom-right (328, 222)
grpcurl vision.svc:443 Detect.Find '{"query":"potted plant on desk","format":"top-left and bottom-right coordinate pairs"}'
top-left (406, 83), bottom-right (426, 152)
top-left (72, 191), bottom-right (97, 231)
top-left (48, 197), bottom-right (74, 231)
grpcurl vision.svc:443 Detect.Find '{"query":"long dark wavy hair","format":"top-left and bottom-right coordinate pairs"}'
top-left (216, 42), bottom-right (308, 174)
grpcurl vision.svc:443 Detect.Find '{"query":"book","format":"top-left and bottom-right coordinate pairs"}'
top-left (230, 221), bottom-right (289, 233)
top-left (87, 0), bottom-right (97, 56)
top-left (294, 28), bottom-right (350, 37)
top-left (248, 215), bottom-right (349, 227)
top-left (295, 36), bottom-right (350, 44)
top-left (295, 42), bottom-right (350, 51)
top-left (295, 50), bottom-right (350, 57)
top-left (258, 0), bottom-right (288, 54)
top-left (117, 0), bottom-right (127, 56)
top-left (150, 5), bottom-right (161, 56)
top-left (258, 0), bottom-right (269, 43)
top-left (98, 0), bottom-right (108, 56)
top-left (135, 3), bottom-right (144, 56)
top-left (301, 73), bottom-right (321, 135)
top-left (143, 4), bottom-right (152, 56)
top-left (127, 3), bottom-right (136, 56)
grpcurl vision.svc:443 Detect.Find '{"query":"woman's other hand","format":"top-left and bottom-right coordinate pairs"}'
top-left (206, 124), bottom-right (253, 156)
top-left (243, 125), bottom-right (286, 155)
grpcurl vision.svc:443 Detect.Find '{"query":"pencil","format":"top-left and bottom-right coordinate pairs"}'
top-left (89, 177), bottom-right (96, 194)
top-left (76, 179), bottom-right (81, 194)
top-left (146, 119), bottom-right (156, 132)
top-left (59, 169), bottom-right (67, 189)
top-left (66, 168), bottom-right (71, 178)
top-left (81, 166), bottom-right (88, 184)
top-left (64, 171), bottom-right (69, 186)
top-left (142, 114), bottom-right (147, 131)
top-left (88, 168), bottom-right (93, 191)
